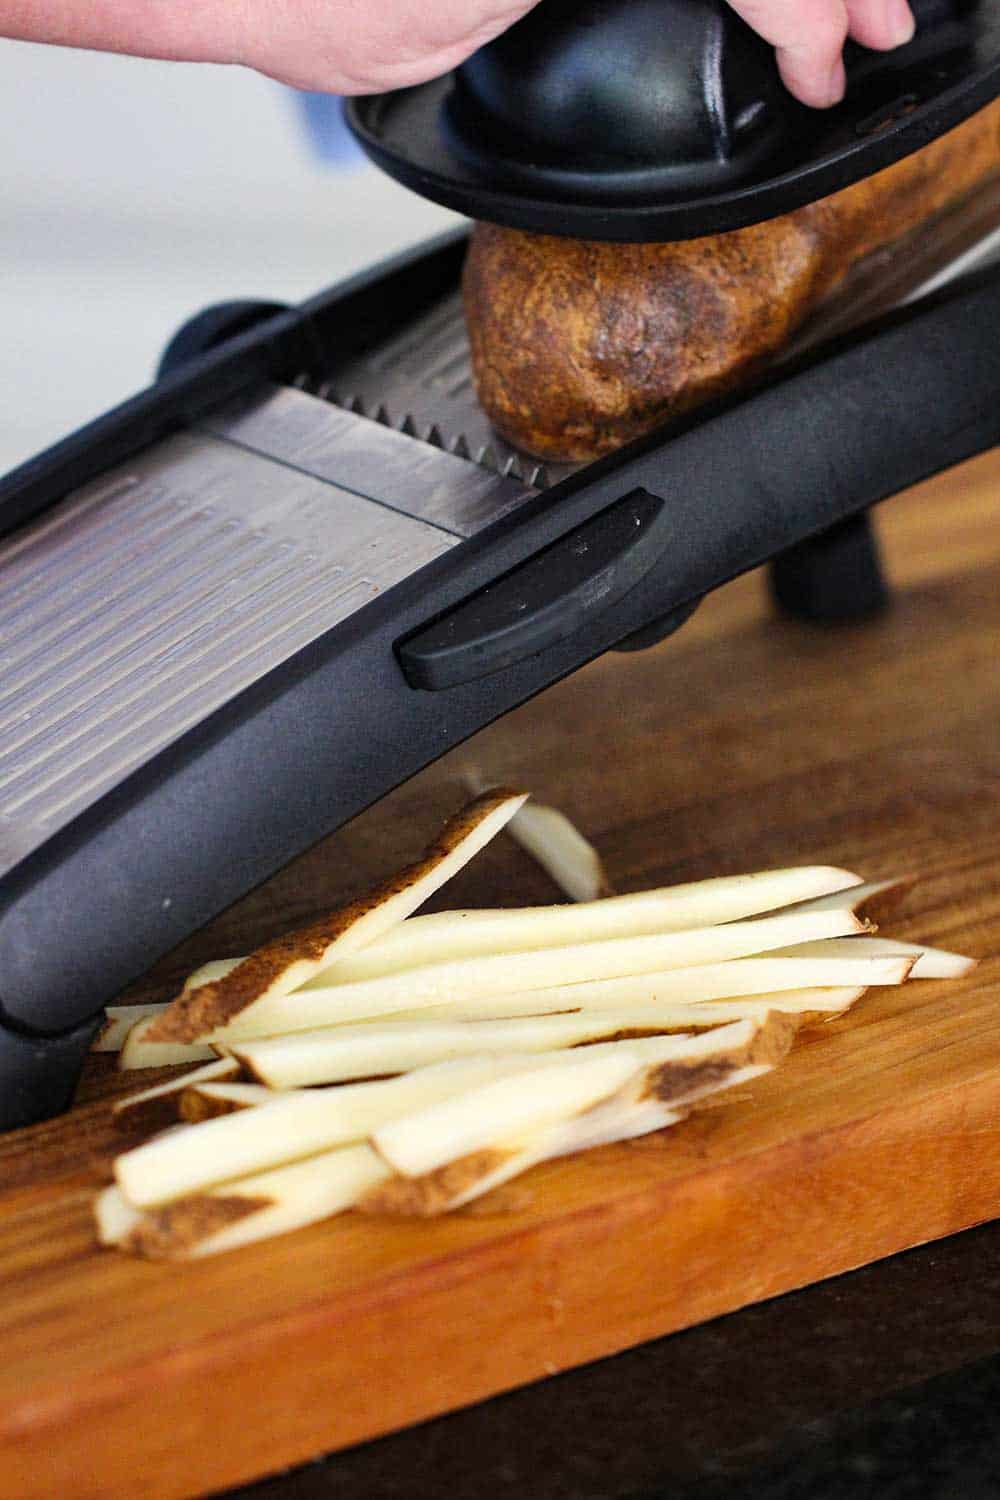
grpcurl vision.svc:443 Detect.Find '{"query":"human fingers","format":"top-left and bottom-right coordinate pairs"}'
top-left (843, 0), bottom-right (915, 52)
top-left (727, 0), bottom-right (850, 107)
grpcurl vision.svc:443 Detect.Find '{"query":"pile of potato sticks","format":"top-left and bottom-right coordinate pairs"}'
top-left (93, 790), bottom-right (975, 1259)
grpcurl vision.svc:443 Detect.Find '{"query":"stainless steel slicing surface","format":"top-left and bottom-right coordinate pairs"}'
top-left (0, 411), bottom-right (478, 875)
top-left (200, 382), bottom-right (535, 538)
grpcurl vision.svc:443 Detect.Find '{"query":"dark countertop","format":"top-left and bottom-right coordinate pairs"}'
top-left (233, 1219), bottom-right (1000, 1499)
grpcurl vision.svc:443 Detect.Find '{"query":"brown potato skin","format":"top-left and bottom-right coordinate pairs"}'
top-left (463, 101), bottom-right (1000, 462)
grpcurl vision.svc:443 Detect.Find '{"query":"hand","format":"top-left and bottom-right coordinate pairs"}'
top-left (219, 0), bottom-right (544, 95)
top-left (728, 0), bottom-right (916, 107)
top-left (1, 0), bottom-right (917, 108)
top-left (227, 0), bottom-right (918, 107)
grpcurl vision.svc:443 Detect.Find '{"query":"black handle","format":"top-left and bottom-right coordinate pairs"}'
top-left (448, 0), bottom-right (785, 193)
top-left (347, 0), bottom-right (1000, 239)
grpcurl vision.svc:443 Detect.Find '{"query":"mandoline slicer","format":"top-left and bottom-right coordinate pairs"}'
top-left (1, 0), bottom-right (999, 1127)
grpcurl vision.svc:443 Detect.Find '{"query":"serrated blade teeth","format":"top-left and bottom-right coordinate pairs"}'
top-left (323, 388), bottom-right (547, 487)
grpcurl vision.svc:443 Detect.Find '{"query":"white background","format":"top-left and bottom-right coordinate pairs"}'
top-left (0, 40), bottom-right (459, 475)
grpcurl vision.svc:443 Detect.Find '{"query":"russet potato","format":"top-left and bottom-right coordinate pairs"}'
top-left (463, 101), bottom-right (1000, 461)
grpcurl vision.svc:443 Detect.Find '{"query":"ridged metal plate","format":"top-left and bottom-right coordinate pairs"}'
top-left (0, 424), bottom-right (459, 875)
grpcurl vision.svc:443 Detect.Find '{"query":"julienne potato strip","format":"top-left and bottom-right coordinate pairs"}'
top-left (231, 1011), bottom-right (677, 1090)
top-left (297, 867), bottom-right (864, 989)
top-left (145, 789), bottom-right (529, 1045)
top-left (112, 1057), bottom-right (241, 1131)
top-left (362, 1068), bottom-right (777, 1218)
top-left (119, 1016), bottom-right (218, 1071)
top-left (210, 908), bottom-right (866, 1043)
top-left (229, 990), bottom-right (849, 1091)
top-left (362, 1099), bottom-right (688, 1217)
top-left (766, 935), bottom-right (978, 980)
top-left (364, 1051), bottom-right (645, 1181)
top-left (97, 1144), bottom-right (392, 1260)
top-left (375, 956), bottom-right (909, 1022)
top-left (779, 876), bottom-right (915, 925)
top-left (92, 1003), bottom-right (168, 1053)
top-left (96, 1023), bottom-right (800, 1255)
top-left (463, 773), bottom-right (614, 901)
top-left (99, 864), bottom-right (863, 1049)
top-left (116, 1055), bottom-right (590, 1207)
top-left (364, 1018), bottom-right (794, 1214)
top-left (495, 799), bottom-right (614, 902)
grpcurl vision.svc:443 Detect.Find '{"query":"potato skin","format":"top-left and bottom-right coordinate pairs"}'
top-left (463, 101), bottom-right (1000, 462)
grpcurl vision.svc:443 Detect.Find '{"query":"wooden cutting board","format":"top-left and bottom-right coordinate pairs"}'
top-left (3, 449), bottom-right (1000, 1500)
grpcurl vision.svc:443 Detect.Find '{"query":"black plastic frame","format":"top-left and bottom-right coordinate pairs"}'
top-left (2, 232), bottom-right (999, 1127)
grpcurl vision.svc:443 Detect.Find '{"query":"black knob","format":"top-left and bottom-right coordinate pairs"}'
top-left (444, 0), bottom-right (788, 196)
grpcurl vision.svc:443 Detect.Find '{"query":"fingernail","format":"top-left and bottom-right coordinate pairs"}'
top-left (887, 0), bottom-right (916, 46)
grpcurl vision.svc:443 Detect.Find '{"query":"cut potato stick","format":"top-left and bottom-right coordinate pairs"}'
top-left (364, 1059), bottom-right (781, 1218)
top-left (180, 958), bottom-right (243, 993)
top-left (365, 1019), bottom-right (790, 1214)
top-left (95, 1184), bottom-right (145, 1245)
top-left (112, 1057), bottom-right (241, 1131)
top-left (146, 788), bottom-right (528, 1044)
top-left (362, 1099), bottom-right (686, 1216)
top-left (119, 1016), bottom-right (218, 1071)
top-left (502, 800), bottom-right (613, 901)
top-left (875, 939), bottom-right (977, 979)
top-left (639, 1012), bottom-right (798, 1098)
top-left (92, 1003), bottom-right (168, 1053)
top-left (233, 1008), bottom-right (703, 1089)
top-left (463, 772), bottom-right (614, 901)
top-left (103, 1145), bottom-right (391, 1260)
top-left (297, 865), bottom-right (863, 990)
top-left (778, 876), bottom-right (916, 926)
top-left (116, 1055), bottom-right (576, 1207)
top-left (172, 867), bottom-right (865, 1002)
top-left (231, 994), bottom-right (835, 1093)
top-left (216, 908), bottom-right (865, 1042)
top-left (374, 954), bottom-right (910, 1020)
top-left (373, 1050), bottom-right (642, 1179)
top-left (376, 985), bottom-right (866, 1027)
top-left (767, 935), bottom-right (976, 979)
top-left (98, 964), bottom-right (245, 1055)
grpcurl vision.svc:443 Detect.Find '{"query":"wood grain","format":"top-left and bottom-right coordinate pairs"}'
top-left (2, 448), bottom-right (1000, 1499)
